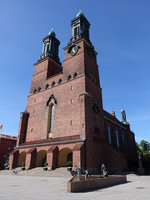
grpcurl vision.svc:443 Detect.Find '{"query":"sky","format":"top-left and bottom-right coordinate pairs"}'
top-left (0, 0), bottom-right (150, 143)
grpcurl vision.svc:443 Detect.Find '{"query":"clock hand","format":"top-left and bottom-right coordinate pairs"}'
top-left (72, 48), bottom-right (75, 53)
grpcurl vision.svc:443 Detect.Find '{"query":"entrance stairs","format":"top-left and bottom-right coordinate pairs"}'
top-left (0, 167), bottom-right (73, 178)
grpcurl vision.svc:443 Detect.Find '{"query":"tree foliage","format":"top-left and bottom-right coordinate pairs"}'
top-left (136, 140), bottom-right (150, 158)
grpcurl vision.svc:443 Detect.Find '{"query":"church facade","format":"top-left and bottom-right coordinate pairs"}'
top-left (9, 12), bottom-right (137, 172)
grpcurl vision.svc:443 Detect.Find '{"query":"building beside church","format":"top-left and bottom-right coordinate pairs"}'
top-left (9, 11), bottom-right (137, 172)
top-left (0, 134), bottom-right (17, 170)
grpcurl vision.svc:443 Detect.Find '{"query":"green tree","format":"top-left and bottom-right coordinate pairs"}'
top-left (136, 142), bottom-right (141, 155)
top-left (136, 140), bottom-right (150, 158)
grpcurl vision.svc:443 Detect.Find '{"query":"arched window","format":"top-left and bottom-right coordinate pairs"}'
top-left (94, 116), bottom-right (97, 128)
top-left (116, 129), bottom-right (120, 148)
top-left (58, 79), bottom-right (62, 84)
top-left (67, 74), bottom-right (71, 80)
top-left (51, 81), bottom-right (55, 87)
top-left (33, 88), bottom-right (37, 94)
top-left (48, 103), bottom-right (54, 134)
top-left (73, 72), bottom-right (77, 78)
top-left (46, 94), bottom-right (57, 138)
top-left (38, 87), bottom-right (41, 92)
top-left (45, 84), bottom-right (49, 89)
top-left (108, 126), bottom-right (111, 144)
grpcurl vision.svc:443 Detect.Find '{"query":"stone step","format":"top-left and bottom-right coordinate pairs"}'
top-left (0, 167), bottom-right (72, 178)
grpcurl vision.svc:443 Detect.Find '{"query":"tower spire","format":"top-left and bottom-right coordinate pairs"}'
top-left (69, 11), bottom-right (91, 45)
top-left (48, 28), bottom-right (55, 36)
top-left (76, 10), bottom-right (83, 17)
top-left (40, 28), bottom-right (60, 63)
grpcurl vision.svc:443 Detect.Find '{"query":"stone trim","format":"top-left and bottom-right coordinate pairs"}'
top-left (15, 138), bottom-right (86, 149)
top-left (104, 116), bottom-right (126, 130)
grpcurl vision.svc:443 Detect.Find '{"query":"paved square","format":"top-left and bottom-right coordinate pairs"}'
top-left (0, 174), bottom-right (149, 200)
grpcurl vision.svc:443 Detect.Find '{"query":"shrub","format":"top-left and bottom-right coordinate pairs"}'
top-left (21, 162), bottom-right (25, 168)
top-left (44, 162), bottom-right (48, 168)
top-left (67, 161), bottom-right (72, 167)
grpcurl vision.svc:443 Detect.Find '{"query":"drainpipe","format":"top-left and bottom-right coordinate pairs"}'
top-left (84, 139), bottom-right (87, 170)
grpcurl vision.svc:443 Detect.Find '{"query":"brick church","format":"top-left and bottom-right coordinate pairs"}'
top-left (9, 11), bottom-right (137, 172)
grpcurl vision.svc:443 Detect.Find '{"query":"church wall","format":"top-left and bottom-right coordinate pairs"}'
top-left (30, 58), bottom-right (62, 95)
top-left (63, 40), bottom-right (85, 75)
top-left (84, 46), bottom-right (100, 87)
top-left (103, 143), bottom-right (128, 172)
top-left (104, 117), bottom-right (138, 169)
top-left (84, 77), bottom-right (104, 142)
top-left (85, 141), bottom-right (104, 172)
top-left (26, 75), bottom-right (86, 142)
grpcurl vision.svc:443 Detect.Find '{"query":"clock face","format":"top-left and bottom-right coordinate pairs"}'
top-left (68, 45), bottom-right (79, 56)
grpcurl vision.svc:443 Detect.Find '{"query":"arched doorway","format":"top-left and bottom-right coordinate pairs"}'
top-left (58, 148), bottom-right (72, 167)
top-left (18, 152), bottom-right (26, 167)
top-left (36, 150), bottom-right (47, 167)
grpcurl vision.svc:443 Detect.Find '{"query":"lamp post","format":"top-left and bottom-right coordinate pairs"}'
top-left (138, 154), bottom-right (145, 175)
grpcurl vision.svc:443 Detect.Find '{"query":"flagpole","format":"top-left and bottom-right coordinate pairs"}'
top-left (0, 124), bottom-right (3, 133)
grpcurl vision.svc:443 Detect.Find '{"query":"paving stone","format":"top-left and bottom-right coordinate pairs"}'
top-left (0, 174), bottom-right (149, 200)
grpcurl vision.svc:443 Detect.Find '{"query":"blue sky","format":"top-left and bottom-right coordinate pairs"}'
top-left (0, 0), bottom-right (150, 143)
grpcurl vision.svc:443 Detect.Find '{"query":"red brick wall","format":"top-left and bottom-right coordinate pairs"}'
top-left (0, 136), bottom-right (17, 169)
top-left (104, 117), bottom-right (138, 168)
top-left (18, 112), bottom-right (29, 145)
top-left (26, 75), bottom-right (86, 141)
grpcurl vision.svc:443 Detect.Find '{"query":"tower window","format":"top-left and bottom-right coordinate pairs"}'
top-left (46, 44), bottom-right (49, 53)
top-left (48, 104), bottom-right (54, 134)
top-left (74, 27), bottom-right (77, 36)
top-left (58, 79), bottom-right (62, 84)
top-left (33, 89), bottom-right (37, 94)
top-left (45, 84), bottom-right (49, 89)
top-left (73, 72), bottom-right (78, 78)
top-left (74, 25), bottom-right (80, 37)
top-left (38, 87), bottom-right (41, 92)
top-left (42, 43), bottom-right (45, 54)
top-left (67, 75), bottom-right (72, 80)
top-left (116, 130), bottom-right (120, 148)
top-left (108, 126), bottom-right (111, 144)
top-left (51, 81), bottom-right (55, 87)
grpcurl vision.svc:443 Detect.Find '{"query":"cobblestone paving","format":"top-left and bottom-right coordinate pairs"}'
top-left (0, 174), bottom-right (149, 200)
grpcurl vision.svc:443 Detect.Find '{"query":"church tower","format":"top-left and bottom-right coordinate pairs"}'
top-left (63, 11), bottom-right (105, 170)
top-left (40, 28), bottom-right (60, 64)
top-left (64, 10), bottom-right (104, 138)
top-left (9, 11), bottom-right (137, 173)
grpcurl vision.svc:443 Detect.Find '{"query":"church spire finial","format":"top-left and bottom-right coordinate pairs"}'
top-left (48, 28), bottom-right (56, 37)
top-left (112, 109), bottom-right (116, 117)
top-left (76, 9), bottom-right (83, 17)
